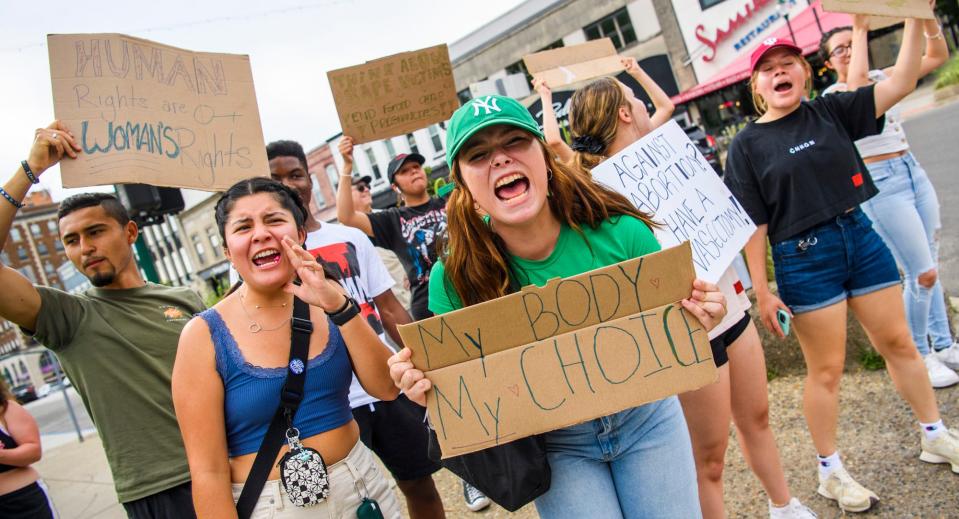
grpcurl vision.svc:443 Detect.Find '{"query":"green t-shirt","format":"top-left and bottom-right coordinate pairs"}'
top-left (29, 283), bottom-right (204, 503)
top-left (429, 215), bottom-right (661, 314)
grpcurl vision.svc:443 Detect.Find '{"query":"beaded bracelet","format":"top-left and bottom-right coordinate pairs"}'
top-left (0, 186), bottom-right (24, 209)
top-left (20, 160), bottom-right (39, 184)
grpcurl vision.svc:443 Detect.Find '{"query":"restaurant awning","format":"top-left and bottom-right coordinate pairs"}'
top-left (672, 1), bottom-right (853, 104)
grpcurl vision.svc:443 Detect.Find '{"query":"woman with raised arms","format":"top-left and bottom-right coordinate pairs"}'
top-left (388, 94), bottom-right (726, 518)
top-left (724, 11), bottom-right (959, 512)
top-left (567, 75), bottom-right (814, 518)
top-left (172, 178), bottom-right (401, 518)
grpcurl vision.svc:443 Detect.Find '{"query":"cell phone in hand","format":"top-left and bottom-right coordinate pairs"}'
top-left (777, 309), bottom-right (791, 337)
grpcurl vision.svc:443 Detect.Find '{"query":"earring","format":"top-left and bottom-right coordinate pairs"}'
top-left (546, 168), bottom-right (553, 197)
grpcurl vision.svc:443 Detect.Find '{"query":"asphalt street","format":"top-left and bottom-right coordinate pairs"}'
top-left (24, 386), bottom-right (95, 438)
top-left (903, 100), bottom-right (959, 297)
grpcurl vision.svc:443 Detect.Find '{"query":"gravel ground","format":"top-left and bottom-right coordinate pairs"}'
top-left (393, 372), bottom-right (959, 518)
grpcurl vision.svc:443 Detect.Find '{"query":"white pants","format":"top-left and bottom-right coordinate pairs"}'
top-left (232, 441), bottom-right (401, 518)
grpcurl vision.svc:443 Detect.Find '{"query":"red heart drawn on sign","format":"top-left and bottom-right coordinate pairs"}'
top-left (650, 278), bottom-right (660, 289)
top-left (507, 384), bottom-right (520, 397)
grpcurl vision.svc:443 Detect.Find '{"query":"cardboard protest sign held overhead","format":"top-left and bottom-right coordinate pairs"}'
top-left (524, 38), bottom-right (624, 88)
top-left (398, 243), bottom-right (717, 458)
top-left (822, 0), bottom-right (935, 20)
top-left (48, 34), bottom-right (269, 191)
top-left (591, 120), bottom-right (756, 284)
top-left (328, 44), bottom-right (459, 144)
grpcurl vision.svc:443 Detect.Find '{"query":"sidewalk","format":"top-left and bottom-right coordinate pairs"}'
top-left (35, 433), bottom-right (125, 519)
top-left (900, 80), bottom-right (959, 120)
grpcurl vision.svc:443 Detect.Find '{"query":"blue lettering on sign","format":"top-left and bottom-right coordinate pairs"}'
top-left (81, 120), bottom-right (180, 158)
top-left (734, 13), bottom-right (781, 52)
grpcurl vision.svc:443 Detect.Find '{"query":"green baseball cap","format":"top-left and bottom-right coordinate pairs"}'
top-left (445, 95), bottom-right (544, 169)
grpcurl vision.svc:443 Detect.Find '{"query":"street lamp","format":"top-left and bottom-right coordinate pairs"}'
top-left (808, 0), bottom-right (824, 35)
top-left (778, 0), bottom-right (798, 44)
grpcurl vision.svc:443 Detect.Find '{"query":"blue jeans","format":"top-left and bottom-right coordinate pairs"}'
top-left (861, 152), bottom-right (953, 355)
top-left (533, 397), bottom-right (701, 519)
top-left (772, 209), bottom-right (901, 314)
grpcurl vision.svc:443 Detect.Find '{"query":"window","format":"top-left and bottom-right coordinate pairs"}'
top-left (54, 240), bottom-right (63, 251)
top-left (44, 262), bottom-right (54, 274)
top-left (326, 164), bottom-right (340, 191)
top-left (17, 246), bottom-right (27, 260)
top-left (47, 220), bottom-right (57, 233)
top-left (584, 8), bottom-right (637, 50)
top-left (407, 134), bottom-right (419, 155)
top-left (311, 174), bottom-right (327, 209)
top-left (10, 228), bottom-right (21, 242)
top-left (384, 139), bottom-right (396, 158)
top-left (19, 265), bottom-right (36, 283)
top-left (0, 251), bottom-right (8, 264)
top-left (457, 88), bottom-right (472, 105)
top-left (30, 223), bottom-right (41, 237)
top-left (700, 0), bottom-right (727, 9)
top-left (207, 227), bottom-right (222, 258)
top-left (365, 148), bottom-right (382, 181)
top-left (191, 235), bottom-right (206, 265)
top-left (429, 125), bottom-right (443, 151)
top-left (37, 242), bottom-right (48, 255)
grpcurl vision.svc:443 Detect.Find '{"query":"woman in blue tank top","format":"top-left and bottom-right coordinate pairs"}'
top-left (173, 178), bottom-right (402, 518)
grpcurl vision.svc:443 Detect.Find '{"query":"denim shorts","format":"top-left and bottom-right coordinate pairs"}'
top-left (771, 208), bottom-right (901, 314)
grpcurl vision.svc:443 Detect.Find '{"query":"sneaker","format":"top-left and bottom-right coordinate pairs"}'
top-left (463, 481), bottom-right (491, 512)
top-left (769, 497), bottom-right (817, 518)
top-left (935, 342), bottom-right (959, 371)
top-left (817, 467), bottom-right (879, 512)
top-left (920, 427), bottom-right (959, 473)
top-left (924, 354), bottom-right (959, 388)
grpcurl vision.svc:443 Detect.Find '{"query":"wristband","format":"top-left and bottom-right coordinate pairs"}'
top-left (326, 296), bottom-right (360, 326)
top-left (925, 27), bottom-right (943, 40)
top-left (20, 161), bottom-right (39, 184)
top-left (0, 187), bottom-right (24, 209)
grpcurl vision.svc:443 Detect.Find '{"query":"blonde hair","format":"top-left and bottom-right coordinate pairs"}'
top-left (749, 53), bottom-right (813, 115)
top-left (568, 77), bottom-right (628, 173)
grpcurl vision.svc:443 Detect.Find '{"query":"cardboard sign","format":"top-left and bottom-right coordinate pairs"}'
top-left (822, 0), bottom-right (935, 20)
top-left (524, 38), bottom-right (624, 88)
top-left (328, 45), bottom-right (458, 144)
top-left (591, 120), bottom-right (756, 284)
top-left (47, 34), bottom-right (269, 191)
top-left (398, 243), bottom-right (717, 458)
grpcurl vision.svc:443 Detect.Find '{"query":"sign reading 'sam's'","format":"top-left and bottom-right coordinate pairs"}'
top-left (47, 33), bottom-right (269, 191)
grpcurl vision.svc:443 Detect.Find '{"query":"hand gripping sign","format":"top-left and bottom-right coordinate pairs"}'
top-left (397, 243), bottom-right (717, 459)
top-left (47, 33), bottom-right (269, 191)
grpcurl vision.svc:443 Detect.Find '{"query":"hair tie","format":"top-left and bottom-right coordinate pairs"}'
top-left (570, 134), bottom-right (605, 155)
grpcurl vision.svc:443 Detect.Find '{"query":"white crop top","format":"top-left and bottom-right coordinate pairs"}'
top-left (822, 69), bottom-right (909, 158)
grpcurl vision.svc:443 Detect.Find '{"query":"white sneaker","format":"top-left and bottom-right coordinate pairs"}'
top-left (769, 497), bottom-right (817, 518)
top-left (924, 354), bottom-right (959, 388)
top-left (817, 467), bottom-right (879, 512)
top-left (462, 481), bottom-right (491, 512)
top-left (935, 342), bottom-right (959, 371)
top-left (920, 427), bottom-right (959, 473)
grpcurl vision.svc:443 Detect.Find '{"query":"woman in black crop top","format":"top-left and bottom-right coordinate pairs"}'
top-left (724, 11), bottom-right (959, 513)
top-left (0, 379), bottom-right (56, 518)
top-left (173, 178), bottom-right (401, 518)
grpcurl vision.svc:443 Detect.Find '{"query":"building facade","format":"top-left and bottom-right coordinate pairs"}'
top-left (178, 193), bottom-right (230, 301)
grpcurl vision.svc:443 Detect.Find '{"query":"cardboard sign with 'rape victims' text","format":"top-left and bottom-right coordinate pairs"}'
top-left (48, 33), bottom-right (269, 191)
top-left (524, 38), bottom-right (624, 88)
top-left (397, 243), bottom-right (717, 458)
top-left (328, 44), bottom-right (459, 144)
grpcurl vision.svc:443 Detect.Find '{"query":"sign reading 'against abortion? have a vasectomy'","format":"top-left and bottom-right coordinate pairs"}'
top-left (591, 120), bottom-right (756, 284)
top-left (47, 33), bottom-right (269, 191)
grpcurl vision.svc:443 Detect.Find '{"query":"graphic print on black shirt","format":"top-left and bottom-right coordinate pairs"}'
top-left (369, 198), bottom-right (447, 320)
top-left (309, 241), bottom-right (385, 335)
top-left (723, 85), bottom-right (884, 243)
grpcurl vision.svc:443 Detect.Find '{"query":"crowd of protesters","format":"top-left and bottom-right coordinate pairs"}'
top-left (0, 5), bottom-right (957, 519)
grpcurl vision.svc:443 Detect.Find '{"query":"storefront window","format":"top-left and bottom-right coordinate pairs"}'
top-left (700, 0), bottom-right (727, 9)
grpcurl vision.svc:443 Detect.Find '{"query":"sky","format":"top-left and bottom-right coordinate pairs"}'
top-left (0, 0), bottom-right (525, 202)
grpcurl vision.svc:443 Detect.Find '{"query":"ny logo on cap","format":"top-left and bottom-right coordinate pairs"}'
top-left (471, 96), bottom-right (501, 117)
top-left (763, 38), bottom-right (778, 46)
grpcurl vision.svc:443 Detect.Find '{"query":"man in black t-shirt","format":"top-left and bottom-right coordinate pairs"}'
top-left (336, 138), bottom-right (448, 321)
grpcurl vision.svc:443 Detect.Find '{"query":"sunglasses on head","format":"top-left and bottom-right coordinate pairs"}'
top-left (353, 183), bottom-right (370, 192)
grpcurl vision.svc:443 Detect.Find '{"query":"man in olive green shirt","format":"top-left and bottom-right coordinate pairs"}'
top-left (0, 122), bottom-right (202, 518)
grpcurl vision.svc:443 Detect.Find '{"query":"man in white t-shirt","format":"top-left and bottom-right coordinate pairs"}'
top-left (265, 140), bottom-right (446, 519)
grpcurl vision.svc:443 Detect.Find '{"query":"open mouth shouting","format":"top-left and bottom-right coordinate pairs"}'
top-left (251, 248), bottom-right (282, 268)
top-left (494, 172), bottom-right (530, 205)
top-left (773, 77), bottom-right (794, 95)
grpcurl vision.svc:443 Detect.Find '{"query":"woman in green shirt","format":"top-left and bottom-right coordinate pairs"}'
top-left (388, 95), bottom-right (726, 518)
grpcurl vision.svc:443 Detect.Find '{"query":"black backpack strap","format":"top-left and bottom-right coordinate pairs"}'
top-left (236, 296), bottom-right (313, 519)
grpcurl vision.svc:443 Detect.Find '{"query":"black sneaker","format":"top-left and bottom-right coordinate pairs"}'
top-left (463, 481), bottom-right (491, 512)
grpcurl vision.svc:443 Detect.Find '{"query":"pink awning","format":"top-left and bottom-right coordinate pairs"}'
top-left (672, 1), bottom-right (853, 104)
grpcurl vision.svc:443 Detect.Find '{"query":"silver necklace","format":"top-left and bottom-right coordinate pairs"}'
top-left (238, 290), bottom-right (291, 333)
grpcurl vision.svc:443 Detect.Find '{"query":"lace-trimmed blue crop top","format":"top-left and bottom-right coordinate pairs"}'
top-left (199, 308), bottom-right (354, 457)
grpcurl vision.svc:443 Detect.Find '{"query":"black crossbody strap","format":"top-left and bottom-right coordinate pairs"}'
top-left (236, 297), bottom-right (313, 519)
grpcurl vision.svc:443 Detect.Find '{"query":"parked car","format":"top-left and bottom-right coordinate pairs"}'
top-left (12, 383), bottom-right (38, 404)
top-left (683, 125), bottom-right (723, 176)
